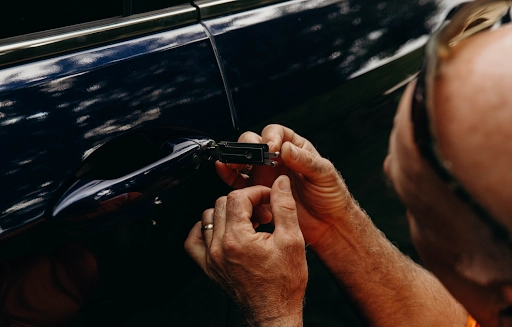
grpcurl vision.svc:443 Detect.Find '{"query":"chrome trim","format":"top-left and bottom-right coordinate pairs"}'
top-left (0, 4), bottom-right (197, 68)
top-left (194, 0), bottom-right (288, 19)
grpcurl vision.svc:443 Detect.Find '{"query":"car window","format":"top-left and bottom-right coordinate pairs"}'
top-left (131, 0), bottom-right (189, 15)
top-left (2, 0), bottom-right (190, 40)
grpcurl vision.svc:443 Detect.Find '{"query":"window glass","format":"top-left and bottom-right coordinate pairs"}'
top-left (131, 0), bottom-right (190, 15)
top-left (2, 0), bottom-right (122, 40)
top-left (1, 0), bottom-right (190, 40)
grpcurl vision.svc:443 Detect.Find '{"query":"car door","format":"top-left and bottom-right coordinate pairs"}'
top-left (0, 2), bottom-right (238, 326)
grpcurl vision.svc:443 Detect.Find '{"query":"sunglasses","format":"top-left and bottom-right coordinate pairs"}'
top-left (411, 0), bottom-right (512, 243)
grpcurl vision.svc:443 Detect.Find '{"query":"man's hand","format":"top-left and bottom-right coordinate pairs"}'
top-left (211, 124), bottom-right (468, 327)
top-left (216, 124), bottom-right (357, 248)
top-left (184, 175), bottom-right (307, 327)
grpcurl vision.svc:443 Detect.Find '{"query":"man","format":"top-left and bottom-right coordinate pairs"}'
top-left (185, 0), bottom-right (512, 326)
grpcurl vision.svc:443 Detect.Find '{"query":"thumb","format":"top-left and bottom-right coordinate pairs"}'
top-left (270, 175), bottom-right (300, 233)
top-left (281, 142), bottom-right (334, 182)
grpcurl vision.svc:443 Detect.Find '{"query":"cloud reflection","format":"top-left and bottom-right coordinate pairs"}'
top-left (1, 117), bottom-right (23, 126)
top-left (27, 112), bottom-right (49, 120)
top-left (3, 197), bottom-right (44, 215)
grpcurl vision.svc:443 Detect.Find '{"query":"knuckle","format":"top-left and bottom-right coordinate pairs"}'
top-left (262, 124), bottom-right (277, 133)
top-left (263, 124), bottom-right (285, 137)
top-left (202, 208), bottom-right (213, 219)
top-left (276, 200), bottom-right (297, 216)
top-left (208, 243), bottom-right (223, 264)
top-left (215, 196), bottom-right (227, 208)
top-left (226, 191), bottom-right (252, 223)
top-left (238, 131), bottom-right (255, 141)
top-left (226, 189), bottom-right (243, 202)
top-left (221, 237), bottom-right (242, 256)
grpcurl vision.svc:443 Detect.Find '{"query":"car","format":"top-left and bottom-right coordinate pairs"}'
top-left (0, 0), bottom-right (462, 325)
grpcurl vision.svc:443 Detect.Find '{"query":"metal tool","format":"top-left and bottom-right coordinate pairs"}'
top-left (206, 141), bottom-right (279, 166)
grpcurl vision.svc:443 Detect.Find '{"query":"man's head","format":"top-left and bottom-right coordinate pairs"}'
top-left (384, 18), bottom-right (512, 327)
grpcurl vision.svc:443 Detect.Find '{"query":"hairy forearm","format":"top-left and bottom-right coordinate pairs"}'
top-left (312, 204), bottom-right (467, 327)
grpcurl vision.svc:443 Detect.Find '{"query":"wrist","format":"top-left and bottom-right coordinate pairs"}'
top-left (309, 198), bottom-right (370, 256)
top-left (242, 299), bottom-right (304, 327)
top-left (245, 312), bottom-right (303, 327)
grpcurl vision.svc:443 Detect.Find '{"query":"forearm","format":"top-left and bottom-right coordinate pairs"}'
top-left (312, 203), bottom-right (467, 327)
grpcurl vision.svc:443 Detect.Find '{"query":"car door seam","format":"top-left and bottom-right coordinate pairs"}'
top-left (199, 21), bottom-right (239, 134)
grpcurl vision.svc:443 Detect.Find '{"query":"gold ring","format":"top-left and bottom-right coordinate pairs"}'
top-left (201, 223), bottom-right (214, 231)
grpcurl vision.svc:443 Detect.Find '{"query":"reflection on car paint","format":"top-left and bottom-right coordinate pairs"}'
top-left (202, 0), bottom-right (438, 133)
top-left (0, 24), bottom-right (233, 238)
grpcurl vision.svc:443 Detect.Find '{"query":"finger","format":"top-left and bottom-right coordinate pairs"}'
top-left (215, 161), bottom-right (250, 189)
top-left (252, 203), bottom-right (273, 225)
top-left (224, 186), bottom-right (271, 235)
top-left (261, 124), bottom-right (319, 155)
top-left (211, 196), bottom-right (227, 239)
top-left (270, 175), bottom-right (301, 234)
top-left (201, 208), bottom-right (215, 249)
top-left (238, 130), bottom-right (263, 143)
top-left (184, 221), bottom-right (207, 271)
top-left (281, 141), bottom-right (336, 183)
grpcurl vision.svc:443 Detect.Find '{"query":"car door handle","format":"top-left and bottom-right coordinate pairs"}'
top-left (51, 136), bottom-right (215, 232)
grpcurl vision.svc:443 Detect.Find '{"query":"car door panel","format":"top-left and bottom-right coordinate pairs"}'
top-left (0, 23), bottom-right (234, 239)
top-left (200, 0), bottom-right (436, 135)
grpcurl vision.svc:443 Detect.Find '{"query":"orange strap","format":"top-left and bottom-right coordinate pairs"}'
top-left (467, 315), bottom-right (480, 327)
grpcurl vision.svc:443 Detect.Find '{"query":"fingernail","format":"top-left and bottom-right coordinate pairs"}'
top-left (267, 141), bottom-right (274, 150)
top-left (277, 176), bottom-right (291, 192)
top-left (289, 143), bottom-right (299, 160)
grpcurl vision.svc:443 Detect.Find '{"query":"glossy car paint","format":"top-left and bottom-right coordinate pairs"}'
top-left (0, 23), bottom-right (233, 237)
top-left (203, 0), bottom-right (436, 132)
top-left (0, 0), bottom-right (459, 325)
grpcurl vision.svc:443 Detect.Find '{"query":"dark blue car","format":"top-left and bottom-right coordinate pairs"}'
top-left (0, 0), bottom-right (459, 325)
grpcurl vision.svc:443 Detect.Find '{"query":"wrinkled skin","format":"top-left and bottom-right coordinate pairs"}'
top-left (384, 26), bottom-right (512, 327)
top-left (185, 124), bottom-right (359, 326)
top-left (188, 124), bottom-right (467, 327)
top-left (185, 20), bottom-right (512, 327)
top-left (184, 176), bottom-right (307, 327)
top-left (215, 125), bottom-right (358, 249)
